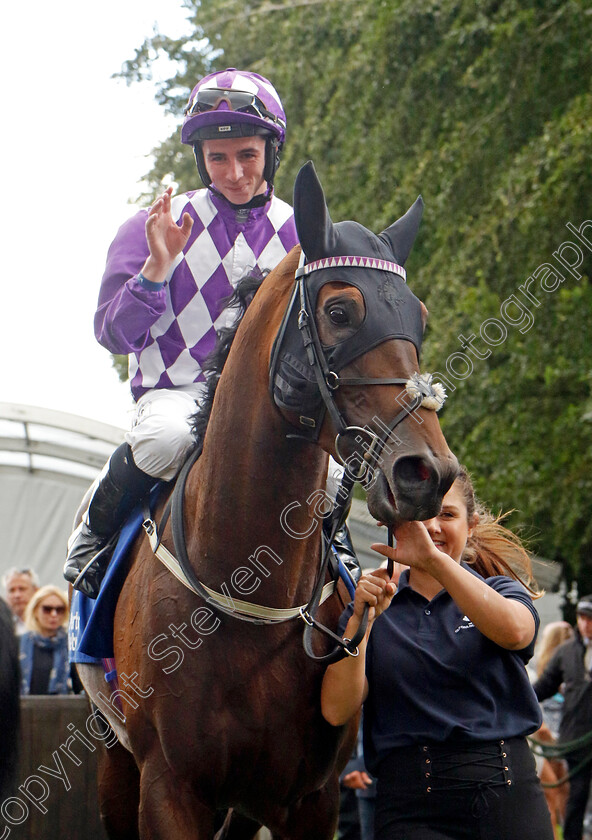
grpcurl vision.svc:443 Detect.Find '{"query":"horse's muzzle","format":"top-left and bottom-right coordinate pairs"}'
top-left (366, 453), bottom-right (459, 525)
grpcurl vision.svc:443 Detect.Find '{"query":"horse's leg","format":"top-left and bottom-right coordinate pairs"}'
top-left (273, 778), bottom-right (340, 840)
top-left (97, 737), bottom-right (141, 840)
top-left (138, 752), bottom-right (216, 839)
top-left (214, 809), bottom-right (263, 840)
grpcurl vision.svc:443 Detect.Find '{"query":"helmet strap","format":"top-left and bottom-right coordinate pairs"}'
top-left (206, 182), bottom-right (273, 210)
top-left (263, 136), bottom-right (281, 184)
top-left (193, 144), bottom-right (212, 188)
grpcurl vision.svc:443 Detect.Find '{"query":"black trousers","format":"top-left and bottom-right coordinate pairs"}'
top-left (374, 737), bottom-right (554, 840)
top-left (564, 749), bottom-right (592, 840)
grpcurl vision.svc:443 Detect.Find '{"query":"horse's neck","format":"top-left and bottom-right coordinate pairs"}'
top-left (191, 411), bottom-right (328, 601)
top-left (188, 317), bottom-right (329, 601)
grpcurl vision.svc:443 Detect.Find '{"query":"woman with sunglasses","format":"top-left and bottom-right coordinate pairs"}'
top-left (19, 585), bottom-right (71, 695)
top-left (65, 68), bottom-right (299, 599)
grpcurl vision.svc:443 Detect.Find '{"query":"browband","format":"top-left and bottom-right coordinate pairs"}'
top-left (295, 255), bottom-right (407, 282)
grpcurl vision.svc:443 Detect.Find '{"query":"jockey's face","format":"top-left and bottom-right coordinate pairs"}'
top-left (202, 136), bottom-right (267, 205)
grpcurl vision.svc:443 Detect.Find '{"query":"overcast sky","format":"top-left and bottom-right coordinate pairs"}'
top-left (2, 0), bottom-right (192, 429)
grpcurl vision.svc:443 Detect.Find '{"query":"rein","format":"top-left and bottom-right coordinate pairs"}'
top-left (528, 731), bottom-right (592, 787)
top-left (142, 439), bottom-right (367, 662)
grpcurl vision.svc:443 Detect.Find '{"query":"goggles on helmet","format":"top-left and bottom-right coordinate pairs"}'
top-left (185, 89), bottom-right (286, 131)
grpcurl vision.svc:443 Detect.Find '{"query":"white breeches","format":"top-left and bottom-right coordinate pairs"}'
top-left (125, 388), bottom-right (200, 481)
top-left (125, 390), bottom-right (344, 490)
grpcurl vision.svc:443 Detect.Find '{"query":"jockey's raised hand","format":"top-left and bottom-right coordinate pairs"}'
top-left (142, 187), bottom-right (194, 285)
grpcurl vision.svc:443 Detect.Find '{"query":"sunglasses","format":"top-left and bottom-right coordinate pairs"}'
top-left (41, 605), bottom-right (66, 615)
top-left (185, 89), bottom-right (285, 128)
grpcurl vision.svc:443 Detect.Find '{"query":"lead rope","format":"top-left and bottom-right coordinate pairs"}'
top-left (387, 526), bottom-right (395, 578)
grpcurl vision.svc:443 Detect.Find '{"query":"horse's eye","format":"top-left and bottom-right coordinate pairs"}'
top-left (329, 306), bottom-right (350, 326)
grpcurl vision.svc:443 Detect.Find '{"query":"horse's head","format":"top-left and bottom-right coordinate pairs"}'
top-left (270, 161), bottom-right (458, 524)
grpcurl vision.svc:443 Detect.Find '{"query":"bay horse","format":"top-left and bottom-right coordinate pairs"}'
top-left (78, 161), bottom-right (458, 839)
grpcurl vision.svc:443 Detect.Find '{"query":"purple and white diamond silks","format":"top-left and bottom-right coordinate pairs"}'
top-left (95, 189), bottom-right (297, 401)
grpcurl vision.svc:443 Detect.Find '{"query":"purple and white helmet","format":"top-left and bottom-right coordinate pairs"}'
top-left (182, 68), bottom-right (286, 189)
top-left (182, 68), bottom-right (286, 145)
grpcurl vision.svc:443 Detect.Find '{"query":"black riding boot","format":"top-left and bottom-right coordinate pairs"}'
top-left (64, 443), bottom-right (156, 599)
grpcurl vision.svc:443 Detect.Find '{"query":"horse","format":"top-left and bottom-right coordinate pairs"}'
top-left (77, 161), bottom-right (459, 839)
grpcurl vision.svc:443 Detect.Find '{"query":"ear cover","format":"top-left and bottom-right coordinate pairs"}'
top-left (294, 161), bottom-right (423, 266)
top-left (378, 196), bottom-right (424, 266)
top-left (293, 161), bottom-right (337, 260)
top-left (273, 161), bottom-right (425, 436)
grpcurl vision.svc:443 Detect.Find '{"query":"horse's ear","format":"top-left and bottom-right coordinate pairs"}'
top-left (293, 161), bottom-right (337, 260)
top-left (378, 195), bottom-right (424, 266)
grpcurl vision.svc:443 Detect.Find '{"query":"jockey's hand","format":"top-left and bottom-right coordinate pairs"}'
top-left (142, 187), bottom-right (194, 284)
top-left (353, 568), bottom-right (396, 624)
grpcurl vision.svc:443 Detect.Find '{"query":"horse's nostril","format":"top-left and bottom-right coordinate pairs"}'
top-left (394, 456), bottom-right (434, 488)
top-left (417, 463), bottom-right (431, 482)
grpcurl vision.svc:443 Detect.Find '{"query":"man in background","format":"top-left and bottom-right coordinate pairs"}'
top-left (2, 567), bottom-right (39, 635)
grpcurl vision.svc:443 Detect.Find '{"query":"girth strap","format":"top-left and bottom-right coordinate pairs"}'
top-left (141, 445), bottom-right (339, 627)
top-left (143, 513), bottom-right (336, 621)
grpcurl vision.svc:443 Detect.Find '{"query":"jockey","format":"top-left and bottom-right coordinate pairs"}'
top-left (64, 68), bottom-right (298, 598)
top-left (64, 67), bottom-right (361, 600)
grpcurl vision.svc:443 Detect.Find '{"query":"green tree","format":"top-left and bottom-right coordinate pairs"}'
top-left (119, 0), bottom-right (592, 594)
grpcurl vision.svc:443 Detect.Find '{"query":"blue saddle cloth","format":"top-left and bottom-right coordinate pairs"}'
top-left (68, 502), bottom-right (149, 663)
top-left (68, 490), bottom-right (357, 664)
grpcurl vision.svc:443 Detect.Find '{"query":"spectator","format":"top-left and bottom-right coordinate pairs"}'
top-left (337, 773), bottom-right (362, 840)
top-left (0, 599), bottom-right (20, 799)
top-left (531, 621), bottom-right (574, 839)
top-left (534, 596), bottom-right (592, 840)
top-left (19, 585), bottom-right (71, 695)
top-left (2, 567), bottom-right (39, 635)
top-left (537, 621), bottom-right (575, 736)
top-left (339, 718), bottom-right (376, 840)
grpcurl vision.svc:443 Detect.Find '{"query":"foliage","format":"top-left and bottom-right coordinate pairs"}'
top-left (118, 0), bottom-right (592, 593)
top-left (111, 354), bottom-right (129, 383)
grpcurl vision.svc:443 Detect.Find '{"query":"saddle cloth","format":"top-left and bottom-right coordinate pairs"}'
top-left (68, 493), bottom-right (157, 663)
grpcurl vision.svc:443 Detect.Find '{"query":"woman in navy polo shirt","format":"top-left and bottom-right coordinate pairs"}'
top-left (322, 467), bottom-right (553, 840)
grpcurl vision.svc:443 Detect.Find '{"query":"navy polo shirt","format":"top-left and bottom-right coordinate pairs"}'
top-left (340, 564), bottom-right (542, 775)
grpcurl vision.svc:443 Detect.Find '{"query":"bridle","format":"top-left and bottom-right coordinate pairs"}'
top-left (274, 252), bottom-right (446, 662)
top-left (271, 252), bottom-right (446, 483)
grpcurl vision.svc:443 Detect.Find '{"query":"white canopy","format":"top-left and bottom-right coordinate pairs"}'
top-left (0, 403), bottom-right (124, 589)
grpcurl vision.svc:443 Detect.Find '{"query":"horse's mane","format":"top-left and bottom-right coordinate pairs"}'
top-left (191, 271), bottom-right (267, 441)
